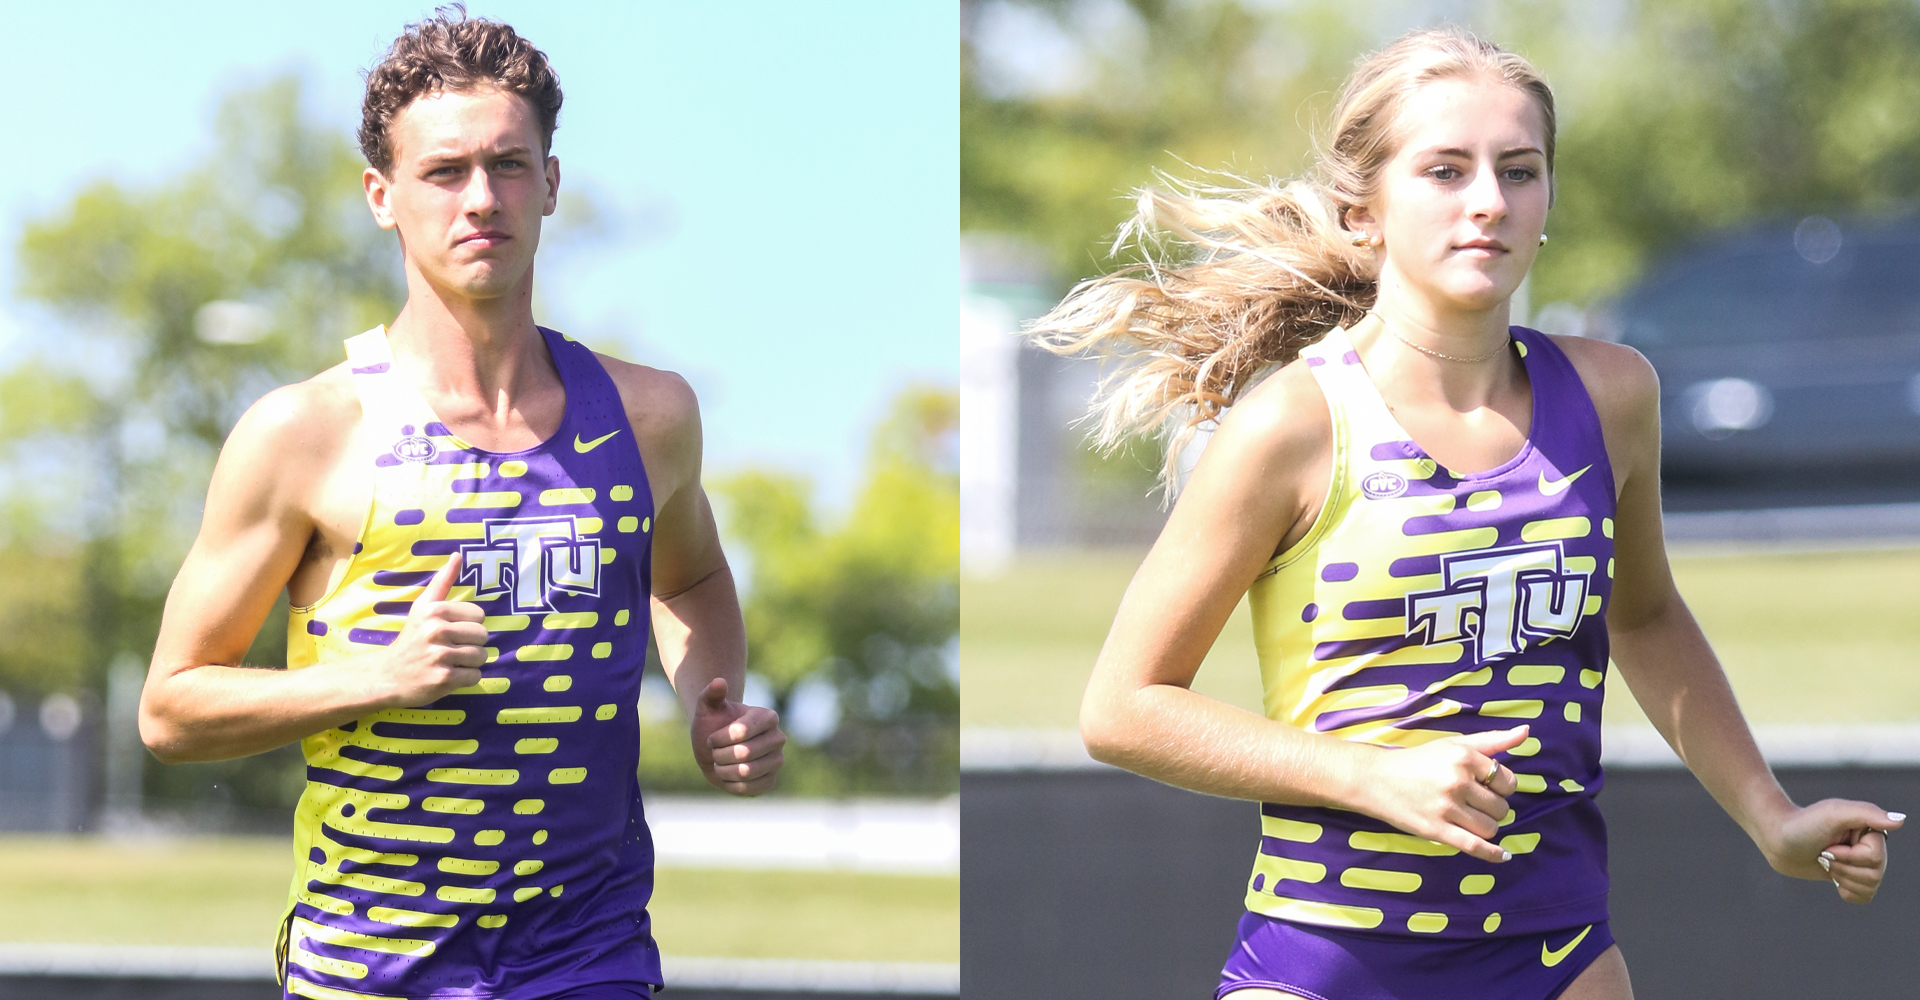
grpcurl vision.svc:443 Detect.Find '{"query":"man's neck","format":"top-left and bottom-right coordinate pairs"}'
top-left (386, 263), bottom-right (551, 405)
top-left (382, 263), bottom-right (567, 452)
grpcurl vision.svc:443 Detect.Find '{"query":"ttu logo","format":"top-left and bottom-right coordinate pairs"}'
top-left (1405, 542), bottom-right (1589, 662)
top-left (459, 516), bottom-right (601, 613)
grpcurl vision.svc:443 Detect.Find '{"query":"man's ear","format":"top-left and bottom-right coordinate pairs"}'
top-left (542, 155), bottom-right (561, 218)
top-left (364, 166), bottom-right (398, 231)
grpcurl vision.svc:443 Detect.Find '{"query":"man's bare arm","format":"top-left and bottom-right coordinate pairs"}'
top-left (140, 380), bottom-right (486, 763)
top-left (605, 358), bottom-right (784, 794)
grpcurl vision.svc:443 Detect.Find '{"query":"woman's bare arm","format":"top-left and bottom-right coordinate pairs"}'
top-left (1565, 337), bottom-right (1902, 902)
top-left (1079, 363), bottom-right (1526, 864)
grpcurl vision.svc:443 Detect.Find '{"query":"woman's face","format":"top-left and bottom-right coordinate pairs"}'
top-left (1351, 76), bottom-right (1551, 316)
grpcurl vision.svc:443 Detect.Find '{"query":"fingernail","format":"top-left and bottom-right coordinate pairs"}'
top-left (1890, 812), bottom-right (1907, 822)
top-left (1500, 850), bottom-right (1512, 861)
top-left (1818, 855), bottom-right (1832, 872)
top-left (1820, 850), bottom-right (1836, 861)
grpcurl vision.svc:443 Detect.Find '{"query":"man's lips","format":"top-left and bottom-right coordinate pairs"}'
top-left (456, 231), bottom-right (510, 247)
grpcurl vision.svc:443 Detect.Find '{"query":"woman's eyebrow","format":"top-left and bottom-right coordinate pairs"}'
top-left (1413, 145), bottom-right (1544, 160)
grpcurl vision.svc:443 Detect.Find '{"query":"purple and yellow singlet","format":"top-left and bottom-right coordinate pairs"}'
top-left (280, 326), bottom-right (661, 998)
top-left (1241, 324), bottom-right (1615, 941)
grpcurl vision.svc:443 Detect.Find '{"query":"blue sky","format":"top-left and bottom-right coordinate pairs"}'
top-left (2, 2), bottom-right (957, 507)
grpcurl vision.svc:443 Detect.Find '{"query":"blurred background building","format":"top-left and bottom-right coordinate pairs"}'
top-left (960, 1), bottom-right (1920, 996)
top-left (961, 236), bottom-right (1168, 575)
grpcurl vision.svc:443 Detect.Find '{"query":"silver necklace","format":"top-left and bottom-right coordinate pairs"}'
top-left (1388, 326), bottom-right (1511, 363)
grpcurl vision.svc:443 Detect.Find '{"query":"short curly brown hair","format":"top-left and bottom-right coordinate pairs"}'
top-left (359, 5), bottom-right (563, 174)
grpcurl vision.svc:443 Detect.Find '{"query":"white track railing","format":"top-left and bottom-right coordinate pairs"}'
top-left (0, 944), bottom-right (961, 994)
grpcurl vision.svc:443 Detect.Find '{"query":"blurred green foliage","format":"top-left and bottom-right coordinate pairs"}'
top-left (4, 76), bottom-right (399, 703)
top-left (962, 0), bottom-right (1920, 307)
top-left (3, 76), bottom-right (401, 820)
top-left (2, 75), bottom-right (958, 817)
top-left (711, 386), bottom-right (960, 794)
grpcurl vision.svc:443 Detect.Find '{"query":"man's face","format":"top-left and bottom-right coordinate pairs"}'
top-left (365, 85), bottom-right (559, 302)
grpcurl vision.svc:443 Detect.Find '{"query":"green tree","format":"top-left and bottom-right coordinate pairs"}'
top-left (712, 386), bottom-right (960, 794)
top-left (1528, 0), bottom-right (1920, 305)
top-left (8, 73), bottom-right (961, 809)
top-left (8, 76), bottom-right (401, 690)
top-left (962, 0), bottom-right (1920, 308)
top-left (5, 75), bottom-right (403, 820)
top-left (962, 0), bottom-right (1368, 283)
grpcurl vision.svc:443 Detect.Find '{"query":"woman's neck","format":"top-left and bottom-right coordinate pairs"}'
top-left (1370, 268), bottom-right (1514, 360)
top-left (1349, 287), bottom-right (1524, 414)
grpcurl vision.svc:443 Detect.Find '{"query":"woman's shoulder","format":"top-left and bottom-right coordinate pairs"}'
top-left (1220, 354), bottom-right (1334, 452)
top-left (1542, 334), bottom-right (1661, 480)
top-left (1189, 355), bottom-right (1336, 503)
top-left (1543, 333), bottom-right (1659, 420)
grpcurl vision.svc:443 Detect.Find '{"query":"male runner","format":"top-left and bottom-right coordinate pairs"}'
top-left (139, 11), bottom-right (785, 999)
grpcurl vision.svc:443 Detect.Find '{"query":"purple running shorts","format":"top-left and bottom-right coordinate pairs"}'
top-left (1217, 912), bottom-right (1615, 1000)
top-left (537, 985), bottom-right (654, 1000)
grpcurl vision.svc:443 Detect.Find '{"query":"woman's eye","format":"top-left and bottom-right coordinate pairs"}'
top-left (1429, 166), bottom-right (1460, 181)
top-left (1505, 167), bottom-right (1535, 182)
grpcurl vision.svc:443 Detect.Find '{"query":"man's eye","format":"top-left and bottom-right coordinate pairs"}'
top-left (496, 160), bottom-right (523, 170)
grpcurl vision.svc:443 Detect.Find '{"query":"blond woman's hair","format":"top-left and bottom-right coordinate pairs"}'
top-left (1028, 25), bottom-right (1557, 492)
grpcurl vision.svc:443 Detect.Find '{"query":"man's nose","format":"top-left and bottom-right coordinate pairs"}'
top-left (460, 166), bottom-right (500, 218)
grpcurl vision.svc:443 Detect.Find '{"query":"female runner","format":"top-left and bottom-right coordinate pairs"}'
top-left (1032, 26), bottom-right (1900, 1000)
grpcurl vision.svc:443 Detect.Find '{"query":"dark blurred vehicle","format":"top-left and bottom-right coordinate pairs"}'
top-left (1588, 216), bottom-right (1920, 485)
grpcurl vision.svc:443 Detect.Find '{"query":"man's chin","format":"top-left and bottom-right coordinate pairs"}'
top-left (427, 264), bottom-right (530, 302)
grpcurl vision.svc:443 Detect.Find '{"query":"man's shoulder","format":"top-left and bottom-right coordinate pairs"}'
top-left (591, 352), bottom-right (702, 502)
top-left (225, 361), bottom-right (362, 459)
top-left (593, 353), bottom-right (696, 413)
top-left (593, 353), bottom-right (700, 442)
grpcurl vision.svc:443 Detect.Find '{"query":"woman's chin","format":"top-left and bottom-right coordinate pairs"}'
top-left (1427, 281), bottom-right (1511, 315)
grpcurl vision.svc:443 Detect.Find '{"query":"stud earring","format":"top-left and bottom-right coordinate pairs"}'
top-left (1350, 233), bottom-right (1372, 248)
top-left (1539, 234), bottom-right (1549, 245)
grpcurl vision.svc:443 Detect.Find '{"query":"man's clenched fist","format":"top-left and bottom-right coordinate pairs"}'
top-left (691, 677), bottom-right (786, 795)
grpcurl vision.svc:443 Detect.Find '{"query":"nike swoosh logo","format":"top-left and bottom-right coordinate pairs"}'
top-left (1539, 464), bottom-right (1591, 496)
top-left (574, 430), bottom-right (620, 453)
top-left (1541, 924), bottom-right (1592, 968)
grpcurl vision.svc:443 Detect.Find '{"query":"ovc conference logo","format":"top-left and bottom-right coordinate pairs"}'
top-left (1360, 470), bottom-right (1408, 499)
top-left (392, 428), bottom-right (438, 463)
top-left (1405, 542), bottom-right (1589, 662)
top-left (459, 516), bottom-right (601, 613)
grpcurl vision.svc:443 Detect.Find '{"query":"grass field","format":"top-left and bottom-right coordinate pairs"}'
top-left (961, 545), bottom-right (1920, 729)
top-left (0, 836), bottom-right (958, 963)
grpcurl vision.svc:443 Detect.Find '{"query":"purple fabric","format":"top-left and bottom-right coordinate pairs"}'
top-left (284, 982), bottom-right (652, 1000)
top-left (1218, 912), bottom-right (1615, 1000)
top-left (294, 328), bottom-right (661, 997)
top-left (535, 984), bottom-right (653, 1000)
top-left (1253, 328), bottom-right (1616, 939)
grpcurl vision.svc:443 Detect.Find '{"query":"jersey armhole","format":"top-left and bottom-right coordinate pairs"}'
top-left (288, 412), bottom-right (379, 618)
top-left (1266, 373), bottom-right (1346, 574)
